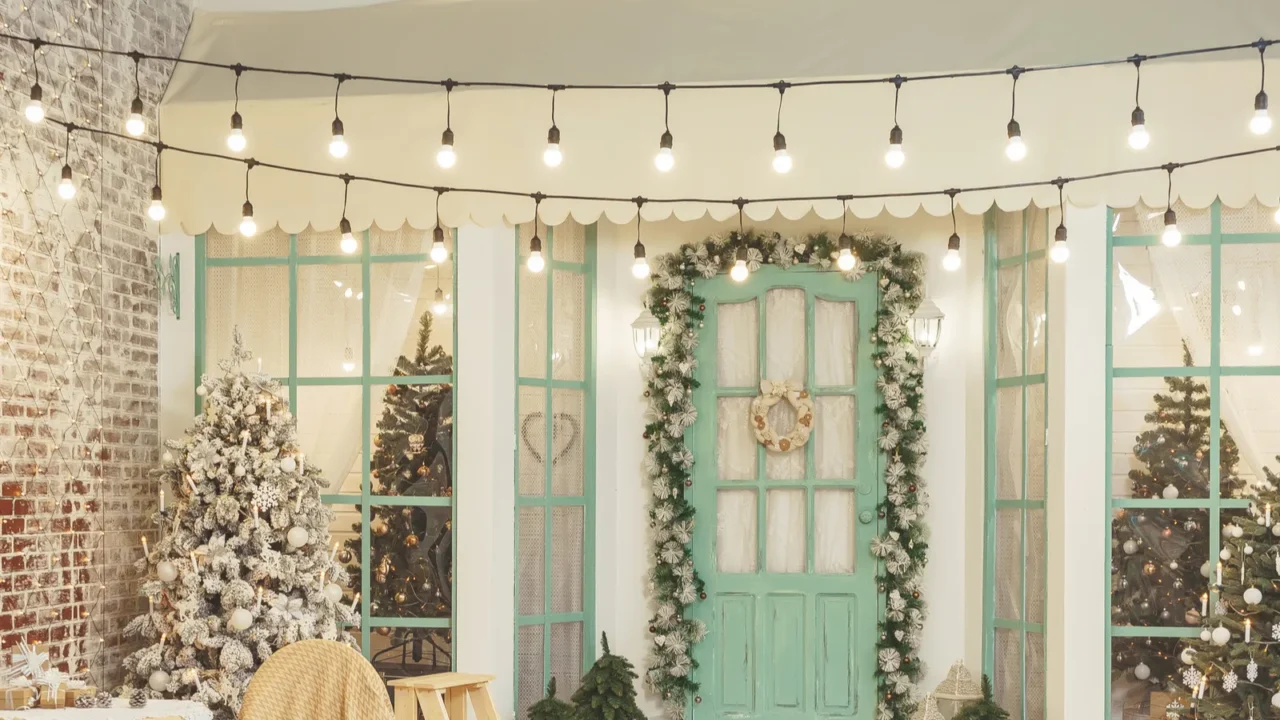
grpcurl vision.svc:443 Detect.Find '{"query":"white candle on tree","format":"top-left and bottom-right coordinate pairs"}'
top-left (141, 535), bottom-right (149, 557)
top-left (350, 592), bottom-right (360, 612)
top-left (1246, 618), bottom-right (1252, 643)
top-left (159, 489), bottom-right (165, 513)
top-left (1201, 593), bottom-right (1208, 617)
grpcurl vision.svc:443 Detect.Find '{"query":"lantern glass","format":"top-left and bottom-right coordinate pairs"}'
top-left (631, 307), bottom-right (661, 360)
top-left (910, 298), bottom-right (945, 357)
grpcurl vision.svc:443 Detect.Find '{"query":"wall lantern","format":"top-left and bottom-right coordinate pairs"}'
top-left (911, 297), bottom-right (945, 359)
top-left (631, 306), bottom-right (661, 360)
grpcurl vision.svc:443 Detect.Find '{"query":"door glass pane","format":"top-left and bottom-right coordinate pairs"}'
top-left (717, 489), bottom-right (758, 573)
top-left (295, 385), bottom-right (361, 492)
top-left (1220, 244), bottom-right (1280, 366)
top-left (717, 300), bottom-right (759, 387)
top-left (1222, 375), bottom-right (1280, 489)
top-left (551, 269), bottom-right (585, 381)
top-left (206, 265), bottom-right (289, 377)
top-left (552, 222), bottom-right (586, 263)
top-left (1025, 508), bottom-right (1045, 624)
top-left (997, 265), bottom-right (1023, 378)
top-left (370, 264), bottom-right (453, 375)
top-left (765, 288), bottom-right (806, 384)
top-left (518, 507), bottom-right (545, 616)
top-left (551, 389), bottom-right (586, 496)
top-left (550, 621), bottom-right (584, 697)
top-left (815, 396), bottom-right (856, 480)
top-left (1026, 257), bottom-right (1047, 375)
top-left (718, 397), bottom-right (756, 481)
top-left (814, 489), bottom-right (855, 573)
top-left (994, 628), bottom-right (1022, 717)
top-left (766, 489), bottom-right (806, 573)
top-left (814, 299), bottom-right (856, 386)
top-left (1110, 245), bottom-right (1211, 368)
top-left (519, 239), bottom-right (547, 379)
top-left (1026, 384), bottom-right (1046, 500)
top-left (369, 505), bottom-right (451, 619)
top-left (994, 508), bottom-right (1022, 620)
top-left (370, 383), bottom-right (452, 496)
top-left (550, 506), bottom-right (584, 613)
top-left (517, 624), bottom-right (545, 720)
top-left (996, 387), bottom-right (1023, 500)
top-left (1025, 632), bottom-right (1045, 720)
top-left (1109, 636), bottom-right (1185, 720)
top-left (518, 387), bottom-right (547, 496)
top-left (765, 397), bottom-right (805, 481)
top-left (1111, 376), bottom-right (1215, 500)
top-left (1110, 507), bottom-right (1208, 627)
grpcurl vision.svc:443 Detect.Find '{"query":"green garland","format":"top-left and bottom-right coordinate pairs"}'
top-left (641, 230), bottom-right (929, 720)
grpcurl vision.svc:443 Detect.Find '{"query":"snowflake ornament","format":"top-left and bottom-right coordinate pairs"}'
top-left (1182, 666), bottom-right (1203, 689)
top-left (1247, 657), bottom-right (1259, 682)
top-left (1222, 670), bottom-right (1238, 692)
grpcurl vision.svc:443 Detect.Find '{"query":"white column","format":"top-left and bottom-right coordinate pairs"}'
top-left (454, 224), bottom-right (516, 716)
top-left (1047, 204), bottom-right (1107, 720)
top-left (158, 233), bottom-right (196, 438)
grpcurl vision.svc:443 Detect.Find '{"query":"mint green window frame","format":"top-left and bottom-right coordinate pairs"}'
top-left (983, 208), bottom-right (1048, 719)
top-left (1103, 201), bottom-right (1280, 715)
top-left (513, 223), bottom-right (597, 716)
top-left (193, 229), bottom-right (458, 659)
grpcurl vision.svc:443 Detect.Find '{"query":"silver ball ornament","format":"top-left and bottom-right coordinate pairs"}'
top-left (324, 583), bottom-right (344, 603)
top-left (1200, 561), bottom-right (1211, 578)
top-left (157, 560), bottom-right (178, 582)
top-left (1122, 539), bottom-right (1138, 555)
top-left (1162, 484), bottom-right (1178, 499)
top-left (149, 670), bottom-right (170, 692)
top-left (286, 526), bottom-right (309, 548)
top-left (195, 385), bottom-right (206, 396)
top-left (1133, 662), bottom-right (1150, 680)
top-left (1245, 544), bottom-right (1254, 555)
top-left (279, 456), bottom-right (297, 473)
top-left (228, 607), bottom-right (253, 631)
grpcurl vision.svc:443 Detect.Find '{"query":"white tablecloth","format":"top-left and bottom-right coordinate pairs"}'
top-left (8, 699), bottom-right (212, 720)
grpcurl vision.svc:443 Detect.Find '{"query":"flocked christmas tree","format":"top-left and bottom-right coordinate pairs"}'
top-left (571, 633), bottom-right (645, 720)
top-left (1111, 343), bottom-right (1248, 691)
top-left (529, 677), bottom-right (578, 720)
top-left (343, 312), bottom-right (454, 667)
top-left (120, 331), bottom-right (357, 718)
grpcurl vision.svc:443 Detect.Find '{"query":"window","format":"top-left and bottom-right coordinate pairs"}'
top-left (1106, 200), bottom-right (1280, 718)
top-left (196, 224), bottom-right (456, 681)
top-left (984, 208), bottom-right (1049, 719)
top-left (514, 220), bottom-right (596, 717)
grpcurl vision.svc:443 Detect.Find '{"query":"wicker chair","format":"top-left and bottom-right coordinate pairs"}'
top-left (240, 639), bottom-right (394, 720)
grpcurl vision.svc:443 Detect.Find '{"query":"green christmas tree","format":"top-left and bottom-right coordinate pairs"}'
top-left (953, 676), bottom-right (1010, 720)
top-left (1111, 343), bottom-right (1247, 691)
top-left (529, 678), bottom-right (577, 720)
top-left (571, 634), bottom-right (645, 720)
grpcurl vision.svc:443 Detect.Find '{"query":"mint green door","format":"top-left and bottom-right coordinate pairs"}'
top-left (690, 267), bottom-right (879, 720)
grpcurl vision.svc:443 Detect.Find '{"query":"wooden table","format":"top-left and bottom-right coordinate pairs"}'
top-left (388, 672), bottom-right (499, 720)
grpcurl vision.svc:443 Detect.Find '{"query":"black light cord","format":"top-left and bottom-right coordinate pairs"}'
top-left (63, 123), bottom-right (72, 162)
top-left (1261, 43), bottom-right (1268, 92)
top-left (948, 190), bottom-right (958, 235)
top-left (131, 51), bottom-right (141, 100)
top-left (775, 82), bottom-right (788, 133)
top-left (1009, 67), bottom-right (1021, 122)
top-left (892, 76), bottom-right (902, 125)
top-left (341, 175), bottom-right (351, 218)
top-left (549, 88), bottom-right (558, 131)
top-left (29, 40), bottom-right (39, 86)
top-left (1165, 163), bottom-right (1176, 209)
top-left (434, 190), bottom-right (442, 230)
top-left (1132, 55), bottom-right (1144, 107)
top-left (243, 160), bottom-right (254, 202)
top-left (444, 79), bottom-right (454, 131)
top-left (154, 146), bottom-right (162, 185)
top-left (333, 75), bottom-right (346, 120)
top-left (232, 64), bottom-right (242, 114)
top-left (662, 84), bottom-right (671, 133)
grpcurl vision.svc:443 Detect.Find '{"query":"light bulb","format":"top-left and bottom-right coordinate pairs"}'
top-left (633, 257), bottom-right (650, 279)
top-left (527, 250), bottom-right (545, 273)
top-left (239, 201), bottom-right (257, 238)
top-left (1251, 108), bottom-right (1272, 135)
top-left (24, 84), bottom-right (43, 123)
top-left (437, 128), bottom-right (456, 168)
top-left (1161, 209), bottom-right (1181, 247)
top-left (1005, 121), bottom-right (1026, 161)
top-left (344, 287), bottom-right (354, 299)
top-left (730, 259), bottom-right (749, 282)
top-left (942, 233), bottom-right (962, 272)
top-left (430, 227), bottom-right (449, 263)
top-left (432, 288), bottom-right (449, 316)
top-left (147, 185), bottom-right (166, 222)
top-left (329, 118), bottom-right (348, 158)
top-left (342, 347), bottom-right (355, 373)
top-left (836, 248), bottom-right (857, 271)
top-left (1273, 206), bottom-right (1280, 225)
top-left (885, 125), bottom-right (905, 168)
top-left (1128, 107), bottom-right (1149, 150)
top-left (544, 125), bottom-right (562, 167)
top-left (655, 131), bottom-right (674, 172)
top-left (57, 165), bottom-right (75, 199)
top-left (227, 112), bottom-right (246, 152)
top-left (771, 132), bottom-right (792, 173)
top-left (125, 97), bottom-right (145, 137)
top-left (339, 218), bottom-right (358, 254)
top-left (1050, 224), bottom-right (1069, 263)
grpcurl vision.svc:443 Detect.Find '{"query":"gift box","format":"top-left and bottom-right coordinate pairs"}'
top-left (0, 684), bottom-right (37, 710)
top-left (38, 682), bottom-right (67, 709)
top-left (65, 682), bottom-right (97, 705)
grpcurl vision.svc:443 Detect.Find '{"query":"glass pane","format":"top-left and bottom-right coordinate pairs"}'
top-left (996, 265), bottom-right (1023, 378)
top-left (716, 489), bottom-right (758, 574)
top-left (766, 489), bottom-right (805, 573)
top-left (1025, 508), bottom-right (1045, 624)
top-left (368, 628), bottom-right (452, 686)
top-left (1222, 376), bottom-right (1280, 492)
top-left (1026, 207), bottom-right (1048, 252)
top-left (297, 225), bottom-right (344, 256)
top-left (994, 508), bottom-right (1022, 620)
top-left (718, 397), bottom-right (756, 481)
top-left (1026, 384), bottom-right (1046, 500)
top-left (717, 300), bottom-right (759, 388)
top-left (518, 507), bottom-right (545, 616)
top-left (1025, 632), bottom-right (1045, 720)
top-left (549, 621), bottom-right (584, 698)
top-left (1026, 256), bottom-right (1047, 375)
top-left (765, 288), bottom-right (806, 384)
top-left (550, 506), bottom-right (584, 613)
top-left (996, 387), bottom-right (1022, 500)
top-left (206, 265), bottom-right (289, 377)
top-left (552, 221), bottom-right (586, 263)
top-left (814, 488), bottom-right (855, 574)
top-left (1111, 244), bottom-right (1211, 368)
top-left (993, 627), bottom-right (1021, 716)
top-left (371, 224), bottom-right (431, 255)
top-left (297, 264), bottom-right (363, 377)
top-left (367, 505), bottom-right (451, 619)
top-left (517, 624), bottom-right (545, 720)
top-left (371, 264), bottom-right (454, 376)
top-left (765, 396), bottom-right (805, 481)
top-left (551, 389), bottom-right (586, 496)
top-left (1111, 507), bottom-right (1208, 627)
top-left (296, 385), bottom-right (362, 492)
top-left (370, 384), bottom-right (452, 497)
top-left (519, 235), bottom-right (548, 379)
top-left (329, 502), bottom-right (362, 601)
top-left (815, 396), bottom-right (855, 480)
top-left (1111, 376), bottom-right (1216, 500)
top-left (518, 387), bottom-right (547, 496)
top-left (1220, 244), bottom-right (1280, 366)
top-left (814, 299), bottom-right (855, 386)
top-left (1112, 201), bottom-right (1210, 237)
top-left (551, 270), bottom-right (586, 382)
top-left (1109, 636), bottom-right (1185, 720)
top-left (206, 227), bottom-right (288, 258)
top-left (995, 209), bottom-right (1024, 259)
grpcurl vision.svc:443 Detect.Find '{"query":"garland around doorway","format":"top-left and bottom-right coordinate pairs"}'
top-left (641, 230), bottom-right (930, 720)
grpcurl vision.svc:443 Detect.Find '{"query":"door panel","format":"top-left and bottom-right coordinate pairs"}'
top-left (817, 594), bottom-right (856, 715)
top-left (717, 595), bottom-right (756, 712)
top-left (765, 593), bottom-right (806, 711)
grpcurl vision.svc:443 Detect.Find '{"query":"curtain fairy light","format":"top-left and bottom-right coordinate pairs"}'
top-left (329, 75), bottom-right (349, 159)
top-left (1129, 56), bottom-right (1151, 150)
top-left (338, 175), bottom-right (357, 254)
top-left (632, 198), bottom-right (650, 278)
top-left (942, 190), bottom-right (961, 272)
top-left (227, 65), bottom-right (246, 152)
top-left (125, 52), bottom-right (145, 137)
top-left (24, 40), bottom-right (43, 123)
top-left (430, 190), bottom-right (449, 263)
top-left (1005, 67), bottom-right (1027, 162)
top-left (1050, 179), bottom-right (1069, 263)
top-left (1161, 164), bottom-right (1181, 247)
top-left (527, 194), bottom-right (546, 272)
top-left (655, 84), bottom-right (674, 172)
top-left (771, 82), bottom-right (792, 174)
top-left (885, 75), bottom-right (905, 168)
top-left (1252, 41), bottom-right (1272, 135)
top-left (543, 88), bottom-right (563, 168)
top-left (437, 79), bottom-right (457, 169)
top-left (239, 160), bottom-right (257, 237)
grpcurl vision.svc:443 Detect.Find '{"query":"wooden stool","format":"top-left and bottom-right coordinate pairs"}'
top-left (389, 672), bottom-right (499, 720)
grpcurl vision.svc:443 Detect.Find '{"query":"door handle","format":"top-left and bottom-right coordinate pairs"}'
top-left (859, 510), bottom-right (874, 524)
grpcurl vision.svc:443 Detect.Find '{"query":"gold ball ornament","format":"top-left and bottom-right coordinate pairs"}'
top-left (395, 591), bottom-right (408, 604)
top-left (416, 465), bottom-right (428, 477)
top-left (338, 549), bottom-right (353, 563)
top-left (371, 517), bottom-right (389, 536)
top-left (405, 535), bottom-right (420, 548)
top-left (401, 508), bottom-right (413, 518)
top-left (376, 626), bottom-right (392, 636)
top-left (373, 435), bottom-right (383, 448)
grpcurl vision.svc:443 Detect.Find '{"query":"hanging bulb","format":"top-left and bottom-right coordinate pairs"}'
top-left (342, 346), bottom-right (356, 373)
top-left (1251, 92), bottom-right (1272, 135)
top-left (147, 185), bottom-right (166, 222)
top-left (836, 234), bottom-right (858, 272)
top-left (239, 201), bottom-right (257, 238)
top-left (329, 118), bottom-right (348, 158)
top-left (771, 132), bottom-right (792, 174)
top-left (730, 258), bottom-right (749, 282)
top-left (942, 233), bottom-right (962, 272)
top-left (437, 128), bottom-right (456, 169)
top-left (344, 287), bottom-right (354, 299)
top-left (1273, 206), bottom-right (1280, 225)
top-left (527, 234), bottom-right (546, 272)
top-left (339, 218), bottom-right (358, 254)
top-left (1161, 209), bottom-right (1182, 247)
top-left (57, 164), bottom-right (76, 200)
top-left (432, 287), bottom-right (449, 316)
top-left (632, 240), bottom-right (650, 279)
top-left (654, 131), bottom-right (674, 172)
top-left (1005, 120), bottom-right (1026, 161)
top-left (227, 112), bottom-right (246, 152)
top-left (125, 96), bottom-right (145, 137)
top-left (25, 83), bottom-right (43, 123)
top-left (543, 126), bottom-right (562, 167)
top-left (1050, 223), bottom-right (1070, 263)
top-left (430, 227), bottom-right (449, 263)
top-left (1128, 107), bottom-right (1150, 150)
top-left (884, 125), bottom-right (905, 168)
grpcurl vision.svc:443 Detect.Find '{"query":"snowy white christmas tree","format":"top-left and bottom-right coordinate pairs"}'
top-left (120, 331), bottom-right (358, 718)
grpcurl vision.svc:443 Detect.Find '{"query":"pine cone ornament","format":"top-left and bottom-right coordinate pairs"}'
top-left (129, 689), bottom-right (148, 708)
top-left (94, 691), bottom-right (114, 708)
top-left (75, 695), bottom-right (97, 708)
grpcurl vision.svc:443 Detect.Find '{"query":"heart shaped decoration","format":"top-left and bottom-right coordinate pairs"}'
top-left (520, 411), bottom-right (580, 465)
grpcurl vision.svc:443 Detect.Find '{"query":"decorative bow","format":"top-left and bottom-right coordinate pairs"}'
top-left (759, 379), bottom-right (802, 402)
top-left (269, 594), bottom-right (306, 620)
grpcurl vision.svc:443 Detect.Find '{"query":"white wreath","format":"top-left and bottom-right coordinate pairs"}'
top-left (750, 379), bottom-right (816, 453)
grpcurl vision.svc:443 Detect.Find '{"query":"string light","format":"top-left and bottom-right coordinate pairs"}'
top-left (730, 201), bottom-right (749, 282)
top-left (148, 149), bottom-right (166, 222)
top-left (227, 65), bottom-right (246, 152)
top-left (771, 83), bottom-right (792, 174)
top-left (543, 88), bottom-right (563, 168)
top-left (437, 80), bottom-right (457, 169)
top-left (239, 161), bottom-right (257, 237)
top-left (430, 191), bottom-right (449, 263)
top-left (836, 198), bottom-right (858, 271)
top-left (1128, 56), bottom-right (1151, 150)
top-left (125, 53), bottom-right (145, 137)
top-left (942, 191), bottom-right (962, 272)
top-left (338, 175), bottom-right (357, 254)
top-left (57, 125), bottom-right (75, 200)
top-left (431, 267), bottom-right (449, 316)
top-left (655, 84), bottom-right (674, 173)
top-left (885, 76), bottom-right (905, 168)
top-left (329, 75), bottom-right (349, 159)
top-left (1161, 164), bottom-right (1181, 247)
top-left (1005, 67), bottom-right (1026, 162)
top-left (24, 41), bottom-right (43, 124)
top-left (632, 200), bottom-right (650, 279)
top-left (527, 195), bottom-right (545, 272)
top-left (1050, 180), bottom-right (1069, 263)
top-left (1252, 42), bottom-right (1272, 135)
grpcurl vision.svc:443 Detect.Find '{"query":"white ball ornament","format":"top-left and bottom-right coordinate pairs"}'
top-left (1221, 548), bottom-right (1233, 561)
top-left (149, 670), bottom-right (170, 691)
top-left (162, 450), bottom-right (174, 463)
top-left (196, 385), bottom-right (206, 396)
top-left (228, 607), bottom-right (253, 631)
top-left (324, 583), bottom-right (344, 603)
top-left (1169, 561), bottom-right (1179, 570)
top-left (1245, 586), bottom-right (1264, 605)
top-left (1211, 625), bottom-right (1231, 646)
top-left (1273, 523), bottom-right (1280, 536)
top-left (157, 560), bottom-right (178, 582)
top-left (1123, 539), bottom-right (1138, 555)
top-left (286, 526), bottom-right (309, 549)
top-left (1162, 484), bottom-right (1179, 499)
top-left (1245, 544), bottom-right (1254, 555)
top-left (1181, 647), bottom-right (1197, 665)
top-left (1201, 561), bottom-right (1211, 578)
top-left (1133, 662), bottom-right (1151, 680)
top-left (279, 456), bottom-right (297, 474)
top-left (1273, 691), bottom-right (1280, 709)
top-left (1200, 629), bottom-right (1211, 642)
top-left (1233, 524), bottom-right (1245, 538)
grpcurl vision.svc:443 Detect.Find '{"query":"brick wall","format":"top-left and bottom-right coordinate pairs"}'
top-left (0, 0), bottom-right (192, 687)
